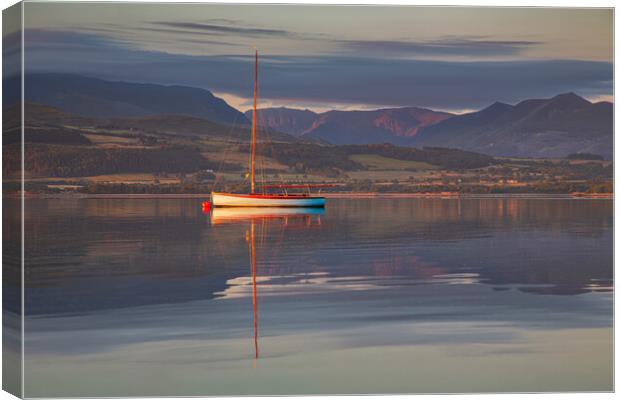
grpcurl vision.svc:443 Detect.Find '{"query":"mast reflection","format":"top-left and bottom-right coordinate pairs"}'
top-left (249, 221), bottom-right (259, 359)
top-left (209, 207), bottom-right (325, 360)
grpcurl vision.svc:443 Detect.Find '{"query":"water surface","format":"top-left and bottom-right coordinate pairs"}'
top-left (18, 197), bottom-right (613, 396)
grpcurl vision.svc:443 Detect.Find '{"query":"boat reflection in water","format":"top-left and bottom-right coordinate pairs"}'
top-left (209, 207), bottom-right (325, 360)
top-left (210, 207), bottom-right (324, 225)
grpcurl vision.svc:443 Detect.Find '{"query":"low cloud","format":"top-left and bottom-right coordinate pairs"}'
top-left (336, 37), bottom-right (543, 57)
top-left (22, 28), bottom-right (612, 111)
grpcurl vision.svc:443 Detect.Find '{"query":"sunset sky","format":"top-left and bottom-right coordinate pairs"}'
top-left (10, 3), bottom-right (614, 112)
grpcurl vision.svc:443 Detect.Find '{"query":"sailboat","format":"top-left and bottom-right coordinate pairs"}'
top-left (211, 50), bottom-right (326, 208)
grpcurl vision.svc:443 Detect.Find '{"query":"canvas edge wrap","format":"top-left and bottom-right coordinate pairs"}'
top-left (3, 1), bottom-right (24, 398)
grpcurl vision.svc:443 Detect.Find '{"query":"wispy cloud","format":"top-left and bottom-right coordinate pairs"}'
top-left (335, 37), bottom-right (543, 57)
top-left (149, 21), bottom-right (293, 37)
top-left (132, 27), bottom-right (242, 47)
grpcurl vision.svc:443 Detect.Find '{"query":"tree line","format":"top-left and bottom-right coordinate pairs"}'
top-left (4, 144), bottom-right (216, 177)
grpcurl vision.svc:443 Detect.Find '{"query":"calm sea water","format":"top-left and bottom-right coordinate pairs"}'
top-left (15, 197), bottom-right (613, 396)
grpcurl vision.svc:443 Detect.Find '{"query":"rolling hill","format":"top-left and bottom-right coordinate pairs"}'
top-left (411, 93), bottom-right (613, 159)
top-left (9, 103), bottom-right (297, 143)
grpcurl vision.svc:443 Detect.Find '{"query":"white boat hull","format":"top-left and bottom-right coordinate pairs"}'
top-left (211, 192), bottom-right (325, 207)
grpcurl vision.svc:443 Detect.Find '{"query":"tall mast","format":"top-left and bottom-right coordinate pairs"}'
top-left (250, 49), bottom-right (258, 194)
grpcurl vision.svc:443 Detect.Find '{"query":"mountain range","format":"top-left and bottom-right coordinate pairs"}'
top-left (5, 74), bottom-right (249, 125)
top-left (7, 73), bottom-right (612, 159)
top-left (246, 107), bottom-right (452, 145)
top-left (410, 93), bottom-right (613, 159)
top-left (252, 93), bottom-right (612, 159)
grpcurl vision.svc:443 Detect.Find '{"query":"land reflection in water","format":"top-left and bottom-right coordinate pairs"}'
top-left (15, 197), bottom-right (612, 396)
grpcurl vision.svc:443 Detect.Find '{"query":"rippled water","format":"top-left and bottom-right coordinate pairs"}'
top-left (11, 197), bottom-right (613, 396)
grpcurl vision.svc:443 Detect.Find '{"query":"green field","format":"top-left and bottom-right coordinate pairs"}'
top-left (349, 154), bottom-right (438, 171)
top-left (202, 151), bottom-right (289, 171)
top-left (347, 170), bottom-right (425, 181)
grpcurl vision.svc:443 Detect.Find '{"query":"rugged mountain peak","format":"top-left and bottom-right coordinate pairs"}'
top-left (481, 101), bottom-right (512, 114)
top-left (548, 92), bottom-right (591, 107)
top-left (411, 92), bottom-right (612, 159)
top-left (247, 107), bottom-right (319, 136)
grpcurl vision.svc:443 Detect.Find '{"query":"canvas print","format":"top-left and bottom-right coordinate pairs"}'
top-left (2, 2), bottom-right (614, 397)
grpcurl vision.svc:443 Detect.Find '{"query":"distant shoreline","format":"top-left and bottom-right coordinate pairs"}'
top-left (7, 192), bottom-right (613, 200)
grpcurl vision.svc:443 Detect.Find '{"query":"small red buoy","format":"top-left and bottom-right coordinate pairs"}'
top-left (202, 201), bottom-right (212, 213)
